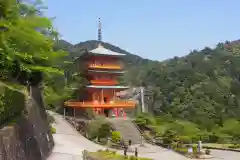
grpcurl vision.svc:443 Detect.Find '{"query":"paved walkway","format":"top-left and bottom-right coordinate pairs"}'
top-left (46, 112), bottom-right (188, 160)
top-left (46, 112), bottom-right (240, 160)
top-left (47, 112), bottom-right (105, 160)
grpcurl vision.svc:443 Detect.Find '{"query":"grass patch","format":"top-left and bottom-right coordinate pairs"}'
top-left (190, 143), bottom-right (240, 150)
top-left (191, 143), bottom-right (233, 148)
top-left (89, 150), bottom-right (152, 160)
top-left (203, 143), bottom-right (231, 148)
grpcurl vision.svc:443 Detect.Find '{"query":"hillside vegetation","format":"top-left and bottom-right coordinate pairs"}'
top-left (3, 0), bottom-right (240, 146)
top-left (57, 39), bottom-right (240, 144)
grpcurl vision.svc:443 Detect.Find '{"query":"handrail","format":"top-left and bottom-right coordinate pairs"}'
top-left (88, 64), bottom-right (122, 69)
top-left (131, 120), bottom-right (156, 145)
top-left (88, 63), bottom-right (121, 66)
top-left (90, 80), bottom-right (118, 85)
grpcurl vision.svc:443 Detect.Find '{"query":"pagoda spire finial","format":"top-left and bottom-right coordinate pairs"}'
top-left (98, 18), bottom-right (102, 47)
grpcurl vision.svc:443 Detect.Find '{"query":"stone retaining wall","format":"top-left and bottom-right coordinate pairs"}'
top-left (0, 86), bottom-right (54, 160)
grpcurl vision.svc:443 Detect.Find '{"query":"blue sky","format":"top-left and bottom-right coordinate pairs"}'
top-left (44, 0), bottom-right (240, 61)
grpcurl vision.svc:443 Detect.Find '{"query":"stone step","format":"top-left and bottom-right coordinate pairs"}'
top-left (108, 119), bottom-right (143, 145)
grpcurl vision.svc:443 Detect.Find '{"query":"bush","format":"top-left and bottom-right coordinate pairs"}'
top-left (171, 141), bottom-right (179, 149)
top-left (208, 133), bottom-right (220, 143)
top-left (192, 145), bottom-right (198, 153)
top-left (228, 144), bottom-right (240, 149)
top-left (161, 129), bottom-right (178, 145)
top-left (174, 148), bottom-right (188, 154)
top-left (199, 134), bottom-right (210, 143)
top-left (111, 131), bottom-right (121, 143)
top-left (136, 113), bottom-right (156, 125)
top-left (191, 135), bottom-right (200, 143)
top-left (86, 119), bottom-right (110, 140)
top-left (51, 126), bottom-right (56, 134)
top-left (98, 123), bottom-right (111, 139)
top-left (134, 118), bottom-right (146, 127)
top-left (179, 136), bottom-right (192, 144)
top-left (217, 134), bottom-right (233, 144)
top-left (0, 83), bottom-right (25, 125)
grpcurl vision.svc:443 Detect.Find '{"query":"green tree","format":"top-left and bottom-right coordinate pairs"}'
top-left (0, 0), bottom-right (65, 85)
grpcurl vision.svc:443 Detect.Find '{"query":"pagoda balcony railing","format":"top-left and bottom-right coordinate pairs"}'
top-left (88, 64), bottom-right (122, 70)
top-left (90, 80), bottom-right (118, 85)
top-left (64, 100), bottom-right (136, 108)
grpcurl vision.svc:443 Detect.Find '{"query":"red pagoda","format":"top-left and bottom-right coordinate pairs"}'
top-left (64, 19), bottom-right (136, 117)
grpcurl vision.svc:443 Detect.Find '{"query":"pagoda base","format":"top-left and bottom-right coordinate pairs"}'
top-left (64, 100), bottom-right (136, 108)
top-left (63, 106), bottom-right (128, 118)
top-left (64, 100), bottom-right (136, 118)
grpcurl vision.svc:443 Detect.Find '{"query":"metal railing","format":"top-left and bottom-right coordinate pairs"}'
top-left (131, 120), bottom-right (157, 145)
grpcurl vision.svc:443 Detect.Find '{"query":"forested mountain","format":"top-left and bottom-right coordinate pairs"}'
top-left (56, 39), bottom-right (240, 130)
top-left (55, 40), bottom-right (150, 66)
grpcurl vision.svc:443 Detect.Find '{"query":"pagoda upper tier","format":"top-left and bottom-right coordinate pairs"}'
top-left (88, 44), bottom-right (125, 56)
top-left (76, 44), bottom-right (126, 71)
top-left (65, 44), bottom-right (136, 108)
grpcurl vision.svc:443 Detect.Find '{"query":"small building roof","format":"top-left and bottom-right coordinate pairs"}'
top-left (86, 85), bottom-right (129, 89)
top-left (88, 44), bottom-right (125, 56)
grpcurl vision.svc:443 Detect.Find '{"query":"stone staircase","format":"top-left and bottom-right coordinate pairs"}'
top-left (107, 118), bottom-right (143, 145)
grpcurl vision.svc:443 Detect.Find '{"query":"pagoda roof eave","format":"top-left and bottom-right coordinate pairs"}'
top-left (89, 46), bottom-right (125, 56)
top-left (88, 70), bottom-right (125, 74)
top-left (70, 85), bottom-right (129, 90)
top-left (86, 85), bottom-right (129, 89)
top-left (73, 46), bottom-right (126, 62)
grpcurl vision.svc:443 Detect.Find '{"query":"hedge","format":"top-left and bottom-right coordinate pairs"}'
top-left (0, 83), bottom-right (25, 125)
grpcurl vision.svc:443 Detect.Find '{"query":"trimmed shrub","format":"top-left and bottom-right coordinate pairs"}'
top-left (199, 134), bottom-right (210, 143)
top-left (51, 126), bottom-right (56, 134)
top-left (161, 129), bottom-right (177, 145)
top-left (111, 131), bottom-right (121, 143)
top-left (174, 148), bottom-right (188, 154)
top-left (179, 136), bottom-right (192, 144)
top-left (228, 144), bottom-right (240, 149)
top-left (192, 145), bottom-right (198, 153)
top-left (208, 133), bottom-right (220, 143)
top-left (86, 119), bottom-right (110, 141)
top-left (98, 123), bottom-right (111, 139)
top-left (217, 134), bottom-right (233, 144)
top-left (191, 135), bottom-right (200, 143)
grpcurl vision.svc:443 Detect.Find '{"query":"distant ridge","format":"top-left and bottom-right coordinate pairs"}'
top-left (55, 39), bottom-right (152, 66)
